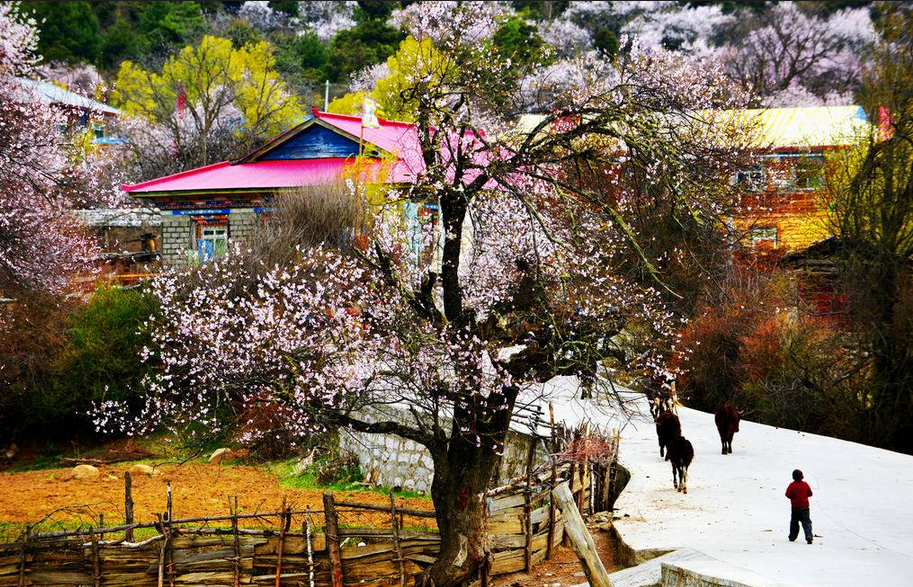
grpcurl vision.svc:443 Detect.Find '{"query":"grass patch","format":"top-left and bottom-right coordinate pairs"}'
top-left (271, 458), bottom-right (430, 500)
top-left (5, 453), bottom-right (64, 473)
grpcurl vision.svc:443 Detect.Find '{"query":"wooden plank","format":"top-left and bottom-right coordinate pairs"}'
top-left (552, 483), bottom-right (613, 587)
top-left (488, 535), bottom-right (524, 551)
top-left (256, 535), bottom-right (326, 555)
top-left (29, 571), bottom-right (94, 584)
top-left (489, 550), bottom-right (523, 577)
top-left (529, 504), bottom-right (550, 526)
top-left (485, 513), bottom-right (522, 536)
top-left (488, 494), bottom-right (525, 514)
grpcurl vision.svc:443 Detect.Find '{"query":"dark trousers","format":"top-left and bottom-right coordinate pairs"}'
top-left (789, 507), bottom-right (813, 541)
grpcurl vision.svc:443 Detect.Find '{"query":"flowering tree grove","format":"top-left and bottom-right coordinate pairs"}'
top-left (107, 4), bottom-right (754, 586)
top-left (0, 2), bottom-right (113, 299)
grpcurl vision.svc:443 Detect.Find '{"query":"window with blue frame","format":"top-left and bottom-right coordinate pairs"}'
top-left (196, 226), bottom-right (228, 263)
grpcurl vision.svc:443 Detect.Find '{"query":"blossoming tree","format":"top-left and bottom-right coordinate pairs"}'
top-left (109, 4), bottom-right (753, 585)
top-left (0, 2), bottom-right (117, 299)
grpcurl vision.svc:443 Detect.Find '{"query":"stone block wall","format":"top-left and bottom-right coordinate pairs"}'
top-left (660, 560), bottom-right (785, 587)
top-left (339, 405), bottom-right (549, 494)
top-left (229, 209), bottom-right (258, 249)
top-left (160, 214), bottom-right (193, 267)
top-left (159, 210), bottom-right (261, 267)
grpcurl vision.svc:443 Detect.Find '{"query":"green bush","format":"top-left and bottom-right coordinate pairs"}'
top-left (23, 286), bottom-right (158, 433)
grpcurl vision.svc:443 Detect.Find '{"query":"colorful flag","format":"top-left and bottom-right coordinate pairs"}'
top-left (362, 98), bottom-right (380, 128)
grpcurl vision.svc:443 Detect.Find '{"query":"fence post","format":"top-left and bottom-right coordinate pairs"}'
top-left (275, 498), bottom-right (287, 587)
top-left (323, 492), bottom-right (344, 587)
top-left (389, 491), bottom-right (405, 587)
top-left (166, 482), bottom-right (172, 523)
top-left (565, 426), bottom-right (578, 548)
top-left (546, 403), bottom-right (557, 559)
top-left (578, 423), bottom-right (589, 515)
top-left (523, 436), bottom-right (536, 572)
top-left (305, 506), bottom-right (315, 587)
top-left (17, 526), bottom-right (28, 587)
top-left (90, 528), bottom-right (100, 587)
top-left (125, 472), bottom-right (134, 542)
top-left (230, 497), bottom-right (240, 587)
top-left (165, 484), bottom-right (174, 587)
top-left (156, 514), bottom-right (166, 587)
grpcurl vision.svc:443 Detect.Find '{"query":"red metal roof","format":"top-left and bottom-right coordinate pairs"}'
top-left (123, 158), bottom-right (417, 195)
top-left (123, 110), bottom-right (424, 196)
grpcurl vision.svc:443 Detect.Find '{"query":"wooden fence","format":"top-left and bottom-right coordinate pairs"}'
top-left (0, 425), bottom-right (619, 587)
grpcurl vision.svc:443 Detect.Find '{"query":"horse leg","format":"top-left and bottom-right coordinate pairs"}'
top-left (682, 467), bottom-right (688, 494)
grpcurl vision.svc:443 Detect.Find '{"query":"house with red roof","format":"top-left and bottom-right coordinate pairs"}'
top-left (123, 108), bottom-right (424, 265)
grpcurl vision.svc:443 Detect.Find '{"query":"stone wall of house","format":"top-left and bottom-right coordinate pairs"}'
top-left (160, 214), bottom-right (193, 267)
top-left (339, 405), bottom-right (549, 494)
top-left (229, 209), bottom-right (258, 248)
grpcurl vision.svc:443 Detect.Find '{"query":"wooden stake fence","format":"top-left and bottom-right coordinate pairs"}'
top-left (0, 425), bottom-right (618, 587)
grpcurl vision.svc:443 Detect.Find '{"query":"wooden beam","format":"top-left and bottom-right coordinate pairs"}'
top-left (551, 483), bottom-right (613, 587)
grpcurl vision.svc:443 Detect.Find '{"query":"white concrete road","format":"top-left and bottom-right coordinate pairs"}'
top-left (529, 379), bottom-right (913, 587)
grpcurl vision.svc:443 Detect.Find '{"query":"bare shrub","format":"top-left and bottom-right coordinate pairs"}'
top-left (678, 263), bottom-right (866, 441)
top-left (252, 183), bottom-right (371, 268)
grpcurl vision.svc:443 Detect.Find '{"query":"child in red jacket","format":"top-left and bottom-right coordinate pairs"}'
top-left (785, 469), bottom-right (814, 544)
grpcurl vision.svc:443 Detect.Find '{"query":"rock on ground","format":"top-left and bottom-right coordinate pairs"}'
top-left (129, 464), bottom-right (161, 476)
top-left (208, 448), bottom-right (248, 464)
top-left (69, 464), bottom-right (100, 480)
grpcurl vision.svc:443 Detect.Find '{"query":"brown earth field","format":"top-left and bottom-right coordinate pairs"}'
top-left (0, 462), bottom-right (433, 532)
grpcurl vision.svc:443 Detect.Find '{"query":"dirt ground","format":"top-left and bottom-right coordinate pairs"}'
top-left (0, 462), bottom-right (433, 531)
top-left (491, 527), bottom-right (618, 587)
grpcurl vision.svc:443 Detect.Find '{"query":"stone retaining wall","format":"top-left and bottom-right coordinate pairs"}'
top-left (339, 406), bottom-right (549, 494)
top-left (661, 561), bottom-right (793, 587)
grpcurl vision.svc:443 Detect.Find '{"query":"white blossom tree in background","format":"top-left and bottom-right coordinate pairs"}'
top-left (525, 1), bottom-right (875, 106)
top-left (0, 2), bottom-right (124, 299)
top-left (103, 4), bottom-right (756, 586)
top-left (720, 2), bottom-right (875, 106)
top-left (237, 1), bottom-right (287, 31)
top-left (298, 0), bottom-right (357, 42)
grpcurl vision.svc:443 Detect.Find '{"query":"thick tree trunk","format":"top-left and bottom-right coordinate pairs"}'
top-left (422, 398), bottom-right (513, 587)
top-left (862, 259), bottom-right (913, 450)
top-left (424, 451), bottom-right (494, 587)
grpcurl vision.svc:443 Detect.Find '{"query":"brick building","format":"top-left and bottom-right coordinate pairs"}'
top-left (730, 105), bottom-right (869, 252)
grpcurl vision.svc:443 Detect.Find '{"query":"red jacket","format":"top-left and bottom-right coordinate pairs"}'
top-left (786, 480), bottom-right (813, 508)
